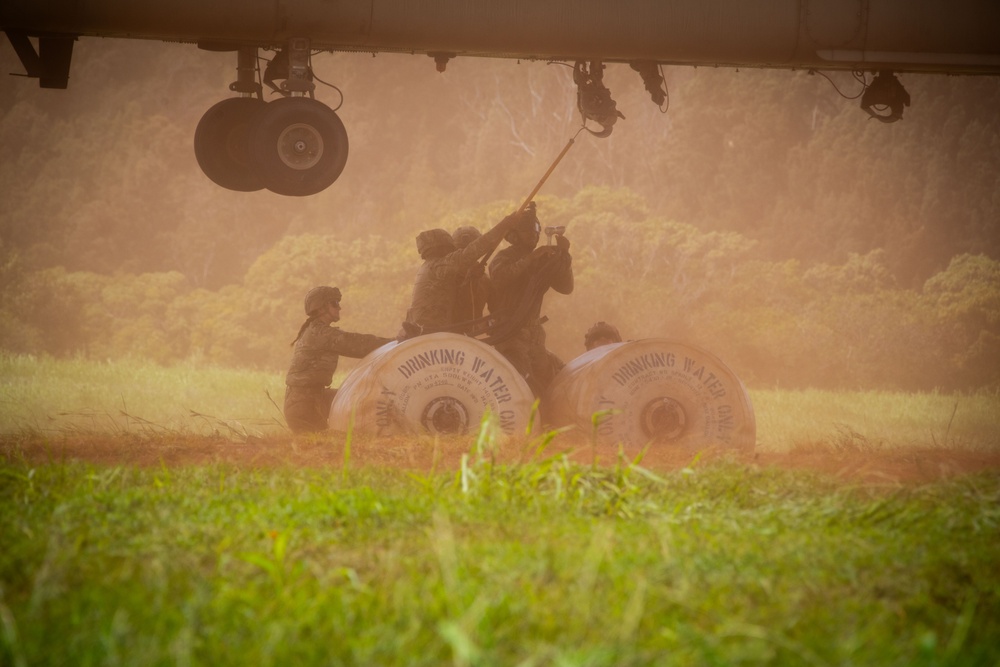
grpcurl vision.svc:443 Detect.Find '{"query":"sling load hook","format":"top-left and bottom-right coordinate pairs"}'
top-left (860, 71), bottom-right (910, 123)
top-left (574, 60), bottom-right (625, 138)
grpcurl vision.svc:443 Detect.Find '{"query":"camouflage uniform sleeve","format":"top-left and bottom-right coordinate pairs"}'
top-left (489, 247), bottom-right (536, 293)
top-left (454, 219), bottom-right (509, 267)
top-left (328, 328), bottom-right (393, 358)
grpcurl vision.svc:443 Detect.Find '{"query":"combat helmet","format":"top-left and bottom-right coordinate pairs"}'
top-left (584, 321), bottom-right (622, 349)
top-left (452, 225), bottom-right (482, 249)
top-left (504, 201), bottom-right (541, 245)
top-left (416, 228), bottom-right (456, 259)
top-left (304, 286), bottom-right (342, 316)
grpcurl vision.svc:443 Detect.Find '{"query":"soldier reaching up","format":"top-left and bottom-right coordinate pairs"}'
top-left (402, 212), bottom-right (522, 335)
top-left (488, 202), bottom-right (573, 396)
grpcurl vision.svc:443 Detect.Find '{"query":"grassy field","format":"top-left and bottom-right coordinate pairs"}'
top-left (1, 354), bottom-right (999, 665)
top-left (1, 445), bottom-right (999, 665)
top-left (0, 354), bottom-right (288, 437)
top-left (1, 354), bottom-right (998, 451)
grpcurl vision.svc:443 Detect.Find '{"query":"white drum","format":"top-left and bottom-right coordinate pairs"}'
top-left (544, 339), bottom-right (755, 450)
top-left (328, 332), bottom-right (537, 437)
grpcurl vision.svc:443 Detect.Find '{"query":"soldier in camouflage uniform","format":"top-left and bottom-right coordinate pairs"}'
top-left (284, 286), bottom-right (393, 433)
top-left (452, 226), bottom-right (482, 249)
top-left (451, 225), bottom-right (492, 322)
top-left (402, 212), bottom-right (521, 334)
top-left (488, 202), bottom-right (574, 396)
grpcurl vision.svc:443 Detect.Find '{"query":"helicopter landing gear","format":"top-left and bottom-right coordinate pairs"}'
top-left (248, 96), bottom-right (348, 197)
top-left (194, 97), bottom-right (266, 192)
top-left (192, 40), bottom-right (349, 197)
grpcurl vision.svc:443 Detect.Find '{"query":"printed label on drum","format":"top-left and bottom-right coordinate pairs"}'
top-left (581, 350), bottom-right (751, 448)
top-left (608, 352), bottom-right (727, 400)
top-left (373, 345), bottom-right (522, 435)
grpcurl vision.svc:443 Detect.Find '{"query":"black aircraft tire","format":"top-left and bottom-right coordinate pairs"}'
top-left (193, 97), bottom-right (266, 192)
top-left (249, 97), bottom-right (349, 197)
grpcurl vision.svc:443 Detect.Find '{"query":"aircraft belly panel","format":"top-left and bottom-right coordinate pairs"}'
top-left (0, 0), bottom-right (373, 43)
top-left (0, 0), bottom-right (275, 41)
top-left (0, 0), bottom-right (83, 35)
top-left (866, 0), bottom-right (1000, 52)
top-left (363, 0), bottom-right (800, 63)
top-left (1, 0), bottom-right (998, 73)
top-left (279, 0), bottom-right (373, 39)
top-left (84, 1), bottom-right (277, 41)
top-left (804, 0), bottom-right (866, 49)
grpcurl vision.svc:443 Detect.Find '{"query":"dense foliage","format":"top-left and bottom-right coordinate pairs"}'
top-left (1, 188), bottom-right (997, 391)
top-left (0, 40), bottom-right (998, 390)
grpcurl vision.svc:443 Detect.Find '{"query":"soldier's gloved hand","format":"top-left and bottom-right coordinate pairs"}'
top-left (555, 234), bottom-right (570, 252)
top-left (397, 320), bottom-right (423, 342)
top-left (530, 246), bottom-right (556, 260)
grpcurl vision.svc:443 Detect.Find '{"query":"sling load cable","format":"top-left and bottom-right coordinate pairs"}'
top-left (402, 60), bottom-right (628, 339)
top-left (468, 58), bottom-right (628, 331)
top-left (465, 124), bottom-right (588, 333)
top-left (465, 59), bottom-right (628, 333)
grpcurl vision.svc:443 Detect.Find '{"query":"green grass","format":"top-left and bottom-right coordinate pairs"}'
top-left (1, 355), bottom-right (999, 664)
top-left (0, 354), bottom-right (287, 437)
top-left (1, 451), bottom-right (998, 666)
top-left (752, 388), bottom-right (1000, 452)
top-left (2, 354), bottom-right (998, 451)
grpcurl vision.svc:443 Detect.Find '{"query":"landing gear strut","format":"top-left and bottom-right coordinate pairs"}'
top-left (193, 39), bottom-right (349, 196)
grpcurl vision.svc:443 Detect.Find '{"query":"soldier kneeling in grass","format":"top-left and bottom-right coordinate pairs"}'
top-left (284, 286), bottom-right (393, 433)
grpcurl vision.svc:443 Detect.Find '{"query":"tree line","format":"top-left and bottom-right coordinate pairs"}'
top-left (1, 187), bottom-right (997, 392)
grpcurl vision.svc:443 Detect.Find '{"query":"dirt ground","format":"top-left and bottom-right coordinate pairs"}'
top-left (3, 433), bottom-right (1000, 486)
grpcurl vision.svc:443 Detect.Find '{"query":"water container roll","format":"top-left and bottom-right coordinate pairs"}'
top-left (544, 339), bottom-right (755, 450)
top-left (328, 332), bottom-right (536, 437)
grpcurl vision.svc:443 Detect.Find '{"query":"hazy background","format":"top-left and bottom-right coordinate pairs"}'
top-left (1, 38), bottom-right (998, 390)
